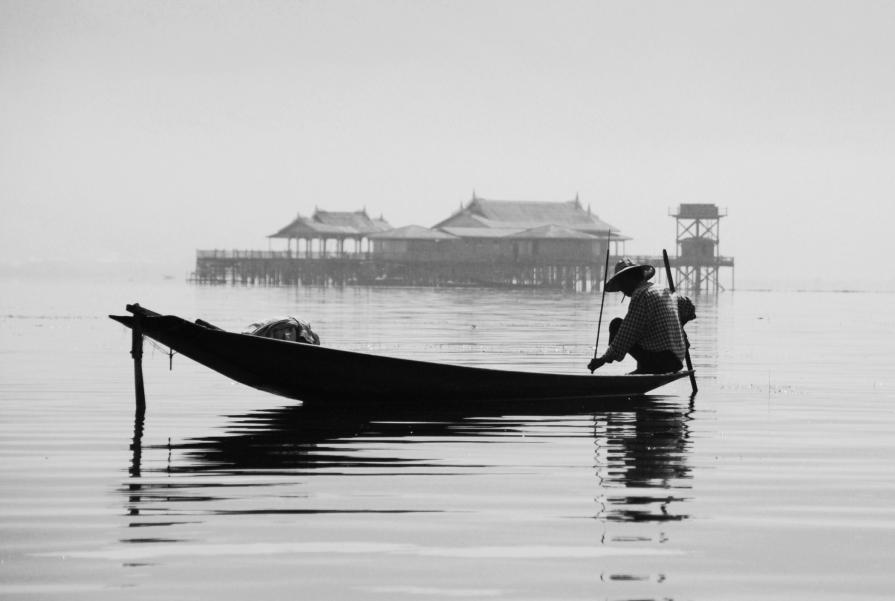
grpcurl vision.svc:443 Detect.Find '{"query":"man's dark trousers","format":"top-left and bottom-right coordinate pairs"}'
top-left (608, 318), bottom-right (684, 374)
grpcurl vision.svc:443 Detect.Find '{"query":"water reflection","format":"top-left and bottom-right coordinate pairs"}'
top-left (126, 396), bottom-right (693, 525)
top-left (128, 405), bottom-right (144, 517)
top-left (593, 400), bottom-right (693, 523)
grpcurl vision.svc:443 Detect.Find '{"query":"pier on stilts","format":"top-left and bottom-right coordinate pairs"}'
top-left (191, 251), bottom-right (732, 293)
top-left (192, 251), bottom-right (608, 292)
top-left (191, 199), bottom-right (733, 293)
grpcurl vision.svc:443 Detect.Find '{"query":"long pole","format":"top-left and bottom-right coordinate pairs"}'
top-left (663, 249), bottom-right (698, 394)
top-left (592, 234), bottom-right (612, 359)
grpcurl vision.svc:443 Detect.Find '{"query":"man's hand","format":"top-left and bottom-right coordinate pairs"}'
top-left (588, 356), bottom-right (607, 373)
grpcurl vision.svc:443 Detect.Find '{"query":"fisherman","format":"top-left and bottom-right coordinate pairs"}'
top-left (588, 258), bottom-right (692, 374)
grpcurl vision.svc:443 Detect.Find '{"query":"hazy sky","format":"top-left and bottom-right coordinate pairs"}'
top-left (2, 0), bottom-right (894, 288)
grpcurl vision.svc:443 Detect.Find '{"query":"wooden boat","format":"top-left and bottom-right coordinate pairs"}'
top-left (110, 304), bottom-right (691, 405)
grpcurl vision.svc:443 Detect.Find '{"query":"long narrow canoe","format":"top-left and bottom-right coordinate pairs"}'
top-left (110, 304), bottom-right (691, 405)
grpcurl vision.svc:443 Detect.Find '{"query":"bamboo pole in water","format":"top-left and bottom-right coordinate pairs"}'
top-left (592, 236), bottom-right (612, 360)
top-left (663, 249), bottom-right (698, 394)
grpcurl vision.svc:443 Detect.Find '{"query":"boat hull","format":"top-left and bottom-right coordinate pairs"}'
top-left (110, 312), bottom-right (690, 404)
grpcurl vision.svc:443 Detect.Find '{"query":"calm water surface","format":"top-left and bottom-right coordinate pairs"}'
top-left (1, 278), bottom-right (893, 600)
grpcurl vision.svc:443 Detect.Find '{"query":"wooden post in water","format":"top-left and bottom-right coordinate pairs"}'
top-left (131, 309), bottom-right (146, 411)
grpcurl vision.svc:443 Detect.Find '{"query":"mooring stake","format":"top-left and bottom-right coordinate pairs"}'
top-left (131, 309), bottom-right (146, 411)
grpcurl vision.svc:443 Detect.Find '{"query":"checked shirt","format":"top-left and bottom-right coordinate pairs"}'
top-left (605, 282), bottom-right (687, 363)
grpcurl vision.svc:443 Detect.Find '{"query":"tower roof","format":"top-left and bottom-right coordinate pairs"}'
top-left (671, 204), bottom-right (727, 219)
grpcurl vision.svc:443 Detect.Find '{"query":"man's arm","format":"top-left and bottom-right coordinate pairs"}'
top-left (588, 295), bottom-right (649, 371)
top-left (603, 300), bottom-right (648, 361)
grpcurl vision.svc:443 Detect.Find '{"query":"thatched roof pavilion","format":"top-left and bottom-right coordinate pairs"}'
top-left (434, 196), bottom-right (623, 238)
top-left (269, 209), bottom-right (391, 256)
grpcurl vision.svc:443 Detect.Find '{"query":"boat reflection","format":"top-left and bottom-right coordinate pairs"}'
top-left (125, 396), bottom-right (694, 524)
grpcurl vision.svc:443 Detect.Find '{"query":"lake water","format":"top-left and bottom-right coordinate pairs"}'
top-left (1, 278), bottom-right (894, 600)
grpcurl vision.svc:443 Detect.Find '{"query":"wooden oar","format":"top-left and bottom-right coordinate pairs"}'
top-left (592, 235), bottom-right (612, 360)
top-left (663, 249), bottom-right (698, 394)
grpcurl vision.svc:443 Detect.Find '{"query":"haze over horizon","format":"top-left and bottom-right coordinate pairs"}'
top-left (2, 0), bottom-right (894, 290)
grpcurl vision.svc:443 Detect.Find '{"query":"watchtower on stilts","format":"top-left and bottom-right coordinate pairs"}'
top-left (670, 204), bottom-right (733, 294)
